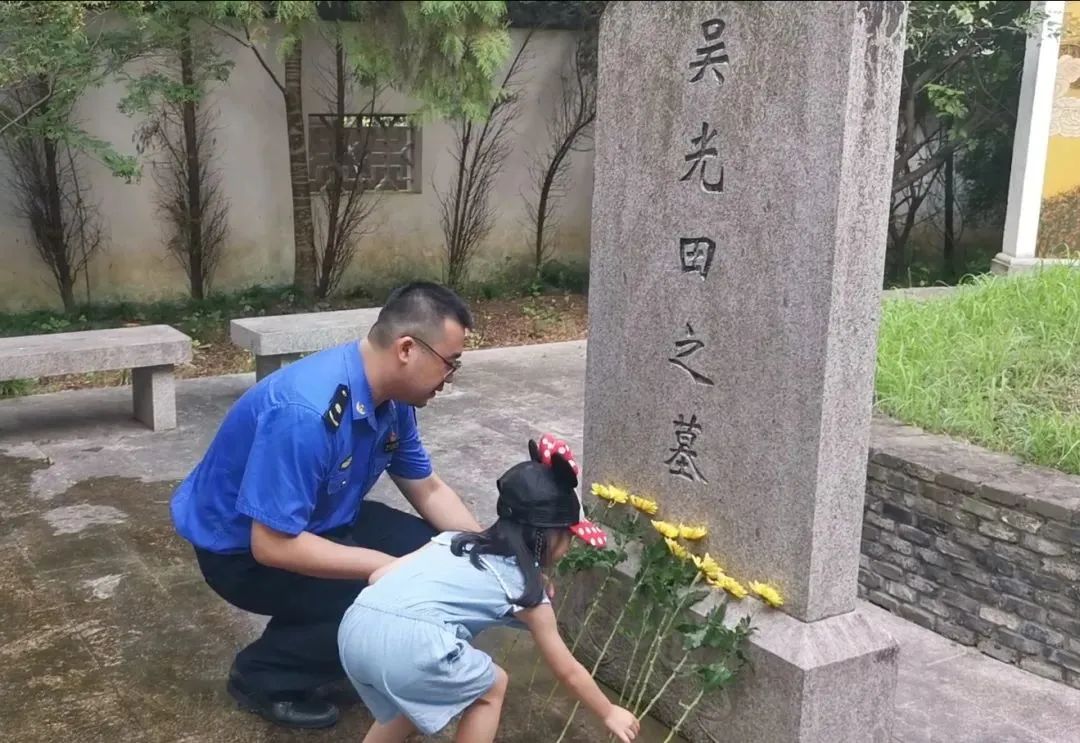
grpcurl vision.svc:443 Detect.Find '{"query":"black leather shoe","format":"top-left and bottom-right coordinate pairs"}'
top-left (227, 675), bottom-right (339, 730)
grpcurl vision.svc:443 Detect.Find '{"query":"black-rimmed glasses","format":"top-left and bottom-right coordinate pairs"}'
top-left (410, 335), bottom-right (462, 378)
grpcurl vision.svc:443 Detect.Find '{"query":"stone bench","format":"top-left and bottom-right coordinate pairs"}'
top-left (0, 325), bottom-right (192, 431)
top-left (230, 308), bottom-right (381, 382)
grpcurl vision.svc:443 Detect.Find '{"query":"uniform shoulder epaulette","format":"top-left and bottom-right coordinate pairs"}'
top-left (324, 384), bottom-right (349, 430)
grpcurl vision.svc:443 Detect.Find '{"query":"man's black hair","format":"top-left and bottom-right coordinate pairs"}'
top-left (368, 281), bottom-right (473, 347)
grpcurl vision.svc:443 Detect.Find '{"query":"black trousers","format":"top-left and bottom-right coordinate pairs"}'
top-left (195, 500), bottom-right (436, 699)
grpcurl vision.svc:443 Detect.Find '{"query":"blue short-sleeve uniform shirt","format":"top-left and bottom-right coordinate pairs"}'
top-left (170, 341), bottom-right (433, 554)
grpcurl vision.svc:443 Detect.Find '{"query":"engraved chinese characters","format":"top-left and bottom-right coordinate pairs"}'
top-left (584, 3), bottom-right (910, 732)
top-left (680, 122), bottom-right (724, 193)
top-left (679, 237), bottom-right (715, 279)
top-left (689, 18), bottom-right (729, 85)
top-left (665, 414), bottom-right (707, 483)
top-left (667, 17), bottom-right (727, 485)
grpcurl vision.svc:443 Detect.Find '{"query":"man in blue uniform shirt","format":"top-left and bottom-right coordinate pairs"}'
top-left (171, 282), bottom-right (484, 729)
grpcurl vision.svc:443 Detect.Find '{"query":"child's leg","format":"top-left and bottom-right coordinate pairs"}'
top-left (454, 665), bottom-right (509, 743)
top-left (362, 715), bottom-right (417, 743)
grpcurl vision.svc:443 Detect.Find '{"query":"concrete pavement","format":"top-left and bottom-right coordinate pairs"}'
top-left (2, 340), bottom-right (1078, 742)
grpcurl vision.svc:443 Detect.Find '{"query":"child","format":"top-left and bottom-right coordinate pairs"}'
top-left (337, 434), bottom-right (640, 743)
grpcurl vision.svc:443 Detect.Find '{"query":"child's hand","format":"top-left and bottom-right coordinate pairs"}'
top-left (603, 706), bottom-right (640, 742)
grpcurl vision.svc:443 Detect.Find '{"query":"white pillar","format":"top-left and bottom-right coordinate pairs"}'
top-left (994, 1), bottom-right (1066, 275)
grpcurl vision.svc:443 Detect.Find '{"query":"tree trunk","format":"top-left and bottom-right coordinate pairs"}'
top-left (449, 122), bottom-right (473, 290)
top-left (318, 42), bottom-right (346, 299)
top-left (43, 136), bottom-right (75, 312)
top-left (535, 140), bottom-right (572, 277)
top-left (534, 186), bottom-right (549, 278)
top-left (284, 38), bottom-right (316, 298)
top-left (180, 26), bottom-right (204, 300)
top-left (943, 148), bottom-right (955, 282)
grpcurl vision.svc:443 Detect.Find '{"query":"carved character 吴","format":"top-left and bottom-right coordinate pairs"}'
top-left (689, 18), bottom-right (729, 85)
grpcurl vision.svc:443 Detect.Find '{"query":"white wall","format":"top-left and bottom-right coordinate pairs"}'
top-left (0, 25), bottom-right (594, 312)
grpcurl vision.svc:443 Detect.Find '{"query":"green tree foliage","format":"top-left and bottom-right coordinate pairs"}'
top-left (0, 1), bottom-right (146, 311)
top-left (0, 1), bottom-right (141, 179)
top-left (889, 1), bottom-right (1040, 283)
top-left (209, 0), bottom-right (511, 298)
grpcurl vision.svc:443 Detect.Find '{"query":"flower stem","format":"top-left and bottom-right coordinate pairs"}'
top-left (662, 688), bottom-right (706, 743)
top-left (525, 578), bottom-right (576, 731)
top-left (619, 602), bottom-right (655, 704)
top-left (541, 571), bottom-right (614, 710)
top-left (554, 702), bottom-right (577, 743)
top-left (637, 649), bottom-right (691, 720)
top-left (552, 565), bottom-right (653, 742)
top-left (626, 605), bottom-right (672, 714)
top-left (497, 633), bottom-right (520, 667)
top-left (632, 575), bottom-right (702, 715)
top-left (607, 602), bottom-right (657, 743)
top-left (571, 572), bottom-right (614, 653)
top-left (524, 578), bottom-right (574, 686)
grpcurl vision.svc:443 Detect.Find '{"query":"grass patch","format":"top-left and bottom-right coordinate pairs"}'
top-left (875, 266), bottom-right (1080, 475)
top-left (0, 280), bottom-right (589, 399)
top-left (0, 285), bottom-right (312, 343)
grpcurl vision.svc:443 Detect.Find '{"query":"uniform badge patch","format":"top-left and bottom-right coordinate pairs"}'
top-left (323, 385), bottom-right (350, 430)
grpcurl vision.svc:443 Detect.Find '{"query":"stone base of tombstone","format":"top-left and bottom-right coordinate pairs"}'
top-left (561, 562), bottom-right (898, 743)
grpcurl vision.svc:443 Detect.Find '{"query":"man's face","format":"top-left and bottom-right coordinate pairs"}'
top-left (399, 318), bottom-right (466, 407)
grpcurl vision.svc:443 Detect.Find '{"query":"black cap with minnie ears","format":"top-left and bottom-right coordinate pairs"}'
top-left (495, 436), bottom-right (608, 548)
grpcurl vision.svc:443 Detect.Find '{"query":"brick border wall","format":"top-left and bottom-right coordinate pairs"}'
top-left (860, 417), bottom-right (1080, 687)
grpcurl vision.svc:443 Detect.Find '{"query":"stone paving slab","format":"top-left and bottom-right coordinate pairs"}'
top-left (2, 340), bottom-right (1079, 742)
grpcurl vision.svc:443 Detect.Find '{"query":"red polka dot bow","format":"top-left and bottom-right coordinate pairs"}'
top-left (571, 522), bottom-right (607, 548)
top-left (536, 433), bottom-right (607, 549)
top-left (537, 433), bottom-right (579, 476)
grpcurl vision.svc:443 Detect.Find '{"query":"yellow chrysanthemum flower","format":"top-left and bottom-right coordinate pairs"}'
top-left (592, 483), bottom-right (629, 504)
top-left (629, 495), bottom-right (659, 515)
top-left (678, 524), bottom-right (708, 540)
top-left (652, 520), bottom-right (680, 539)
top-left (664, 537), bottom-right (690, 561)
top-left (707, 573), bottom-right (747, 599)
top-left (698, 553), bottom-right (723, 582)
top-left (719, 575), bottom-right (748, 600)
top-left (607, 486), bottom-right (630, 504)
top-left (750, 581), bottom-right (784, 608)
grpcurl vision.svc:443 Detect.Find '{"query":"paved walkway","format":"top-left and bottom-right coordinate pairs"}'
top-left (1, 340), bottom-right (1078, 742)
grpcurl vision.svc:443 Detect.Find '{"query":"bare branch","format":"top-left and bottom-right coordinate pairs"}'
top-left (523, 28), bottom-right (597, 274)
top-left (1, 79), bottom-right (105, 310)
top-left (436, 34), bottom-right (534, 289)
top-left (310, 40), bottom-right (384, 298)
top-left (0, 82), bottom-right (53, 137)
top-left (212, 21), bottom-right (285, 95)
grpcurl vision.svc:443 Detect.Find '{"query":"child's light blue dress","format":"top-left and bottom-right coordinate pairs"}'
top-left (337, 532), bottom-right (549, 734)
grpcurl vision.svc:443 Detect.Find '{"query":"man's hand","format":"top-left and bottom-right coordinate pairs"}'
top-left (391, 473), bottom-right (483, 533)
top-left (250, 522), bottom-right (393, 580)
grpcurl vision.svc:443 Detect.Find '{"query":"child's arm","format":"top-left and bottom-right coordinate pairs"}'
top-left (515, 603), bottom-right (640, 742)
